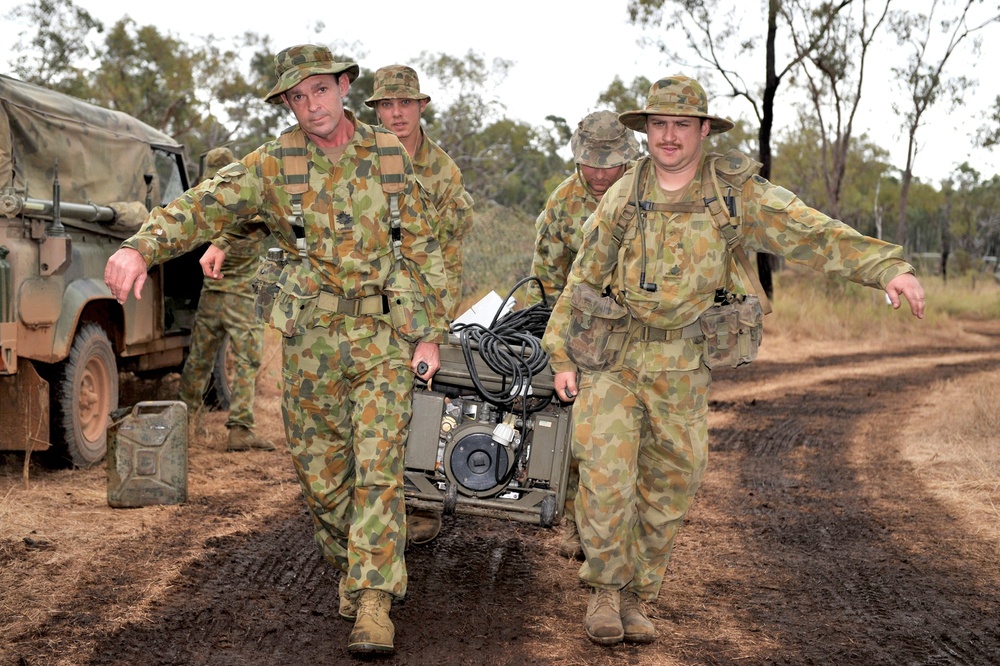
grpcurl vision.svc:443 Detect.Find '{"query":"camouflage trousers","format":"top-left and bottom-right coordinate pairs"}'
top-left (178, 290), bottom-right (263, 429)
top-left (281, 316), bottom-right (412, 601)
top-left (573, 341), bottom-right (710, 600)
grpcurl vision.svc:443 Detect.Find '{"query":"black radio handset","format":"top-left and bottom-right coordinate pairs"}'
top-left (635, 163), bottom-right (658, 293)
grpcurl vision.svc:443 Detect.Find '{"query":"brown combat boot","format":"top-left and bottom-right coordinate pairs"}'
top-left (226, 425), bottom-right (276, 451)
top-left (585, 587), bottom-right (623, 646)
top-left (558, 519), bottom-right (584, 560)
top-left (338, 576), bottom-right (358, 621)
top-left (347, 589), bottom-right (395, 655)
top-left (407, 509), bottom-right (442, 546)
top-left (621, 590), bottom-right (657, 643)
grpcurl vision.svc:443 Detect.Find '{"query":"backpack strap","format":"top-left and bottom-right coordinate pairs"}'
top-left (374, 128), bottom-right (407, 262)
top-left (278, 128), bottom-right (309, 245)
top-left (702, 151), bottom-right (772, 314)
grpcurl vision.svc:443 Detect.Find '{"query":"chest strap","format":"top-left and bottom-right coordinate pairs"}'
top-left (317, 290), bottom-right (390, 316)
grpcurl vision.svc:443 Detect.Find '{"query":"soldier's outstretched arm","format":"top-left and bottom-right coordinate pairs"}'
top-left (104, 248), bottom-right (149, 304)
top-left (885, 273), bottom-right (926, 319)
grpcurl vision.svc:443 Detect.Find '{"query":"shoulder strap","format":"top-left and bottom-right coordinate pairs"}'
top-left (278, 128), bottom-right (309, 245)
top-left (702, 152), bottom-right (772, 314)
top-left (373, 127), bottom-right (408, 261)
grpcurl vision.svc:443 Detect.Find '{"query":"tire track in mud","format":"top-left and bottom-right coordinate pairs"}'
top-left (702, 345), bottom-right (1000, 665)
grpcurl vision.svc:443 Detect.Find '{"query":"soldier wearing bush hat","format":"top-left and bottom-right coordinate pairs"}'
top-left (365, 64), bottom-right (474, 548)
top-left (527, 110), bottom-right (640, 308)
top-left (541, 74), bottom-right (926, 647)
top-left (106, 43), bottom-right (452, 657)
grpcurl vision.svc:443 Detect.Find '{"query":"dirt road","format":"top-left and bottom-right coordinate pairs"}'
top-left (3, 320), bottom-right (999, 666)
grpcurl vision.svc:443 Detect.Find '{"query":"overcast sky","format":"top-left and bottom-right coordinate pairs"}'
top-left (2, 0), bottom-right (999, 187)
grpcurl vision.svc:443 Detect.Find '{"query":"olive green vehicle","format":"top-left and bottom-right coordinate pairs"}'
top-left (0, 74), bottom-right (209, 468)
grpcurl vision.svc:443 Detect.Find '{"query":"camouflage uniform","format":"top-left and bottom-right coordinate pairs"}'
top-left (528, 110), bottom-right (640, 307)
top-left (410, 133), bottom-right (474, 319)
top-left (365, 64), bottom-right (473, 321)
top-left (122, 113), bottom-right (450, 602)
top-left (178, 148), bottom-right (266, 434)
top-left (542, 77), bottom-right (916, 604)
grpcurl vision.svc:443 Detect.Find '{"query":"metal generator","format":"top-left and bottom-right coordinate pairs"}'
top-left (403, 300), bottom-right (572, 528)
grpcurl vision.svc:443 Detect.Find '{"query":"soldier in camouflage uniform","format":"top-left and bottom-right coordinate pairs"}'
top-left (526, 110), bottom-right (640, 561)
top-left (365, 64), bottom-right (475, 546)
top-left (177, 146), bottom-right (274, 452)
top-left (541, 75), bottom-right (926, 647)
top-left (105, 44), bottom-right (452, 656)
top-left (527, 110), bottom-right (640, 308)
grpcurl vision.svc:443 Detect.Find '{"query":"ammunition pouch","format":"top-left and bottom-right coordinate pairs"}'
top-left (383, 267), bottom-right (432, 343)
top-left (251, 254), bottom-right (285, 322)
top-left (565, 283), bottom-right (632, 372)
top-left (698, 294), bottom-right (763, 369)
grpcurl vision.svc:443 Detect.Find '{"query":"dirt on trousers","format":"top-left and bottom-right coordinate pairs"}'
top-left (2, 320), bottom-right (999, 666)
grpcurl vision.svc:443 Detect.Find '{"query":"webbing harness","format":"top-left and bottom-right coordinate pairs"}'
top-left (277, 126), bottom-right (408, 262)
top-left (611, 151), bottom-right (773, 314)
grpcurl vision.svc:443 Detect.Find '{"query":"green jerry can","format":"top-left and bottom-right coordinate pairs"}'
top-left (107, 401), bottom-right (188, 508)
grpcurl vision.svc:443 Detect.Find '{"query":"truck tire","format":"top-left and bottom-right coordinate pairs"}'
top-left (203, 335), bottom-right (233, 412)
top-left (52, 323), bottom-right (119, 468)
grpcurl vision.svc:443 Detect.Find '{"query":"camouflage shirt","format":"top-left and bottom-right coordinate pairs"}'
top-left (202, 236), bottom-right (264, 296)
top-left (411, 129), bottom-right (474, 319)
top-left (123, 113), bottom-right (451, 343)
top-left (527, 170), bottom-right (600, 307)
top-left (543, 151), bottom-right (915, 372)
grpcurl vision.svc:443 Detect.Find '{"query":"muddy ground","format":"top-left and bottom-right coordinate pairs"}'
top-left (2, 319), bottom-right (1000, 666)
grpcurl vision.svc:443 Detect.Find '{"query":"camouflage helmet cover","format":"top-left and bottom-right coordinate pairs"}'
top-left (365, 65), bottom-right (430, 108)
top-left (570, 110), bottom-right (641, 168)
top-left (619, 75), bottom-right (734, 135)
top-left (204, 146), bottom-right (235, 179)
top-left (264, 44), bottom-right (360, 104)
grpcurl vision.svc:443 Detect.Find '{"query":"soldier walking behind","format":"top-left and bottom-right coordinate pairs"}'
top-left (105, 44), bottom-right (452, 656)
top-left (177, 146), bottom-right (274, 452)
top-left (365, 64), bottom-right (475, 546)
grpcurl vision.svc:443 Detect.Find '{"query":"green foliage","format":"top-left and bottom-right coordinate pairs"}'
top-left (459, 202), bottom-right (536, 305)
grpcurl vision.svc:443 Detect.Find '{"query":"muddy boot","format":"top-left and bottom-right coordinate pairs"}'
top-left (407, 509), bottom-right (442, 546)
top-left (226, 425), bottom-right (276, 451)
top-left (347, 589), bottom-right (395, 655)
top-left (621, 590), bottom-right (657, 643)
top-left (558, 519), bottom-right (584, 560)
top-left (338, 576), bottom-right (358, 621)
top-left (585, 587), bottom-right (623, 646)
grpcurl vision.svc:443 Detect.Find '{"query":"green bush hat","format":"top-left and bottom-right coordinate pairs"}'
top-left (364, 65), bottom-right (430, 108)
top-left (264, 44), bottom-right (360, 104)
top-left (204, 146), bottom-right (235, 178)
top-left (619, 75), bottom-right (734, 135)
top-left (570, 110), bottom-right (642, 168)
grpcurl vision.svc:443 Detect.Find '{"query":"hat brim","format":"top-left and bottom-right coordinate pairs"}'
top-left (364, 91), bottom-right (431, 108)
top-left (265, 62), bottom-right (360, 104)
top-left (619, 110), bottom-right (734, 135)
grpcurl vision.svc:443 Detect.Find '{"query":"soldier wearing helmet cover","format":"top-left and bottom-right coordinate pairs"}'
top-left (105, 44), bottom-right (452, 656)
top-left (541, 75), bottom-right (925, 647)
top-left (176, 146), bottom-right (275, 453)
top-left (527, 110), bottom-right (641, 563)
top-left (365, 64), bottom-right (474, 548)
top-left (527, 110), bottom-right (641, 308)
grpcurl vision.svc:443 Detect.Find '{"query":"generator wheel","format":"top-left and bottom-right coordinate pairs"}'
top-left (539, 494), bottom-right (557, 528)
top-left (202, 335), bottom-right (233, 411)
top-left (52, 323), bottom-right (118, 468)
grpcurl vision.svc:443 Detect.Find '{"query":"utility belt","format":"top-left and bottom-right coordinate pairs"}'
top-left (563, 284), bottom-right (763, 372)
top-left (317, 290), bottom-right (390, 316)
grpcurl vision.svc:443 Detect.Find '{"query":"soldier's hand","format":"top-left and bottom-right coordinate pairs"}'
top-left (885, 273), bottom-right (925, 319)
top-left (412, 341), bottom-right (440, 380)
top-left (104, 248), bottom-right (148, 304)
top-left (200, 244), bottom-right (227, 280)
top-left (554, 371), bottom-right (578, 402)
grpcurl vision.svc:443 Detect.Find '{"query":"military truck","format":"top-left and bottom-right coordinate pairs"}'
top-left (0, 74), bottom-right (210, 468)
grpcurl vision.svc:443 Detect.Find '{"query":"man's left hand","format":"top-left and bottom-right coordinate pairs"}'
top-left (412, 341), bottom-right (440, 380)
top-left (885, 273), bottom-right (926, 319)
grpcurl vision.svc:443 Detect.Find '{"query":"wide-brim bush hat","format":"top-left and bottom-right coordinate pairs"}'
top-left (570, 110), bottom-right (641, 168)
top-left (365, 65), bottom-right (430, 108)
top-left (265, 44), bottom-right (360, 104)
top-left (619, 75), bottom-right (734, 135)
